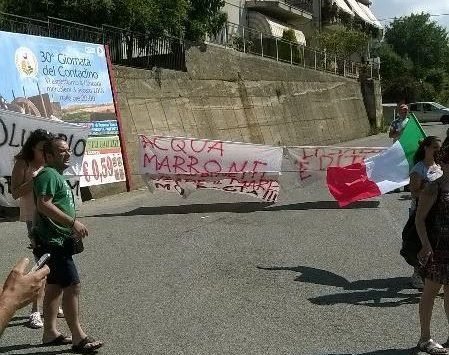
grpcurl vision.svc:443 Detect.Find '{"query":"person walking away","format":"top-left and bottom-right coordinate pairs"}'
top-left (409, 136), bottom-right (442, 289)
top-left (33, 137), bottom-right (103, 352)
top-left (415, 147), bottom-right (449, 354)
top-left (10, 129), bottom-right (63, 328)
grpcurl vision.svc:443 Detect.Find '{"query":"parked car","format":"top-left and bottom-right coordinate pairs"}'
top-left (409, 102), bottom-right (449, 124)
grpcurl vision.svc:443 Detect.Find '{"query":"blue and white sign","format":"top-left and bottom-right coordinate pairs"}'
top-left (0, 30), bottom-right (116, 123)
top-left (84, 120), bottom-right (119, 136)
top-left (0, 30), bottom-right (126, 190)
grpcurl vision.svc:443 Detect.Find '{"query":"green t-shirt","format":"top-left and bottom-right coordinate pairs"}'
top-left (33, 167), bottom-right (75, 247)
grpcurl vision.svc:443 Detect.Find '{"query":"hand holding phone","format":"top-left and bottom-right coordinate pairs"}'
top-left (28, 253), bottom-right (50, 274)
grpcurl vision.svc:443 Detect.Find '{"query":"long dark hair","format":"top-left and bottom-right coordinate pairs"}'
top-left (413, 136), bottom-right (441, 165)
top-left (14, 129), bottom-right (52, 163)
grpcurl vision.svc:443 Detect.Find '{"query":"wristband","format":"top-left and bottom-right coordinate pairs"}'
top-left (70, 218), bottom-right (76, 228)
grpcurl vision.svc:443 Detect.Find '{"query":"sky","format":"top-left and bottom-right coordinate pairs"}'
top-left (371, 0), bottom-right (449, 29)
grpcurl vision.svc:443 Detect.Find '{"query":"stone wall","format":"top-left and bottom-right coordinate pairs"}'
top-left (112, 43), bottom-right (371, 190)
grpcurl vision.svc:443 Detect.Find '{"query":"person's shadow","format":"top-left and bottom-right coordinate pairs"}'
top-left (257, 265), bottom-right (422, 307)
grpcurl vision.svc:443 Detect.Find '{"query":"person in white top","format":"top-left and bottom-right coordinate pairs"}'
top-left (11, 129), bottom-right (63, 328)
top-left (409, 136), bottom-right (443, 290)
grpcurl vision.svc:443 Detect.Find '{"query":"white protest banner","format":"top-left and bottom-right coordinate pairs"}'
top-left (286, 146), bottom-right (386, 185)
top-left (139, 135), bottom-right (283, 202)
top-left (66, 178), bottom-right (83, 209)
top-left (0, 110), bottom-right (88, 208)
top-left (0, 109), bottom-right (89, 177)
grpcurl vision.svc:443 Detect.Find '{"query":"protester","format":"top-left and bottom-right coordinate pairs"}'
top-left (388, 104), bottom-right (411, 193)
top-left (415, 146), bottom-right (449, 354)
top-left (0, 258), bottom-right (49, 337)
top-left (33, 137), bottom-right (103, 352)
top-left (409, 136), bottom-right (442, 289)
top-left (389, 104), bottom-right (410, 142)
top-left (10, 129), bottom-right (64, 328)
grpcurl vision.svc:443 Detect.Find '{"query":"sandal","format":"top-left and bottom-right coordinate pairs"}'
top-left (417, 339), bottom-right (448, 354)
top-left (72, 336), bottom-right (103, 354)
top-left (42, 334), bottom-right (72, 346)
top-left (442, 340), bottom-right (449, 348)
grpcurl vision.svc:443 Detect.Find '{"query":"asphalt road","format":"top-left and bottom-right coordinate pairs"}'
top-left (1, 122), bottom-right (448, 355)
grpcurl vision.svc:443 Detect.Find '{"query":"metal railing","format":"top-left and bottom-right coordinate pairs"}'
top-left (285, 0), bottom-right (314, 13)
top-left (0, 12), bottom-right (380, 79)
top-left (208, 22), bottom-right (380, 79)
top-left (0, 12), bottom-right (186, 71)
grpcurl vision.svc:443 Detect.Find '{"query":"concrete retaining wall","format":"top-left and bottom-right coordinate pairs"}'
top-left (106, 43), bottom-right (371, 191)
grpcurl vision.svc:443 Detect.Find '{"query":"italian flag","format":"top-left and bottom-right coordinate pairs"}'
top-left (327, 115), bottom-right (426, 207)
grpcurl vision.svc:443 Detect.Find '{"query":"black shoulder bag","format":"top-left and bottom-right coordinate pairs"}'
top-left (400, 183), bottom-right (440, 267)
top-left (400, 211), bottom-right (421, 267)
top-left (62, 185), bottom-right (84, 256)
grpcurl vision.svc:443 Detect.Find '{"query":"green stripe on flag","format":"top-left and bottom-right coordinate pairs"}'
top-left (399, 113), bottom-right (427, 169)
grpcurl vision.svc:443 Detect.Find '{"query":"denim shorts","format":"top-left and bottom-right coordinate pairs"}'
top-left (46, 254), bottom-right (80, 288)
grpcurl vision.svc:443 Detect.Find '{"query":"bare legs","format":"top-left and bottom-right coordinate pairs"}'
top-left (420, 279), bottom-right (442, 341)
top-left (62, 284), bottom-right (86, 345)
top-left (443, 285), bottom-right (449, 346)
top-left (42, 282), bottom-right (102, 350)
top-left (42, 284), bottom-right (62, 342)
top-left (31, 286), bottom-right (44, 313)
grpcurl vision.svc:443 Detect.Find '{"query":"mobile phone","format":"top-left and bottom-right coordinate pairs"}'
top-left (28, 253), bottom-right (51, 274)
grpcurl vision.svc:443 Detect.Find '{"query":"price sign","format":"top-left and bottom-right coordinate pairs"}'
top-left (80, 152), bottom-right (126, 187)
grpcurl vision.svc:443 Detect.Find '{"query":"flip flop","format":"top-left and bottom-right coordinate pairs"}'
top-left (417, 339), bottom-right (448, 354)
top-left (42, 334), bottom-right (72, 346)
top-left (442, 340), bottom-right (449, 348)
top-left (72, 336), bottom-right (103, 354)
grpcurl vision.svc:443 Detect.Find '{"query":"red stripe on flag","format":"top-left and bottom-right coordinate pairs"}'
top-left (326, 163), bottom-right (381, 207)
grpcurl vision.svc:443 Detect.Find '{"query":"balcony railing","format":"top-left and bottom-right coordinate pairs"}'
top-left (245, 0), bottom-right (313, 20)
top-left (208, 22), bottom-right (380, 79)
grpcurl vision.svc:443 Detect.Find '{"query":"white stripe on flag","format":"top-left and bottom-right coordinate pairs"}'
top-left (365, 141), bottom-right (410, 194)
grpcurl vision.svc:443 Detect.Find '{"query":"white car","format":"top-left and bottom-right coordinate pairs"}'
top-left (409, 102), bottom-right (449, 124)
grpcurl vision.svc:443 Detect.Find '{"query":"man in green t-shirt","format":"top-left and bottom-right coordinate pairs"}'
top-left (34, 137), bottom-right (102, 352)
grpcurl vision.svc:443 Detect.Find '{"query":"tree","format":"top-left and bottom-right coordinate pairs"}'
top-left (378, 13), bottom-right (449, 104)
top-left (282, 28), bottom-right (297, 43)
top-left (1, 0), bottom-right (114, 26)
top-left (314, 27), bottom-right (369, 59)
top-left (1, 0), bottom-right (226, 40)
top-left (109, 0), bottom-right (189, 36)
top-left (184, 0), bottom-right (226, 41)
top-left (384, 13), bottom-right (449, 71)
top-left (279, 28), bottom-right (302, 64)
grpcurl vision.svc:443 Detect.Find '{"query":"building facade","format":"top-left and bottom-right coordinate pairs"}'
top-left (222, 0), bottom-right (382, 46)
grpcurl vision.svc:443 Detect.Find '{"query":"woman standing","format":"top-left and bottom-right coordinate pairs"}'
top-left (416, 146), bottom-right (449, 354)
top-left (11, 129), bottom-right (63, 328)
top-left (409, 136), bottom-right (442, 289)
